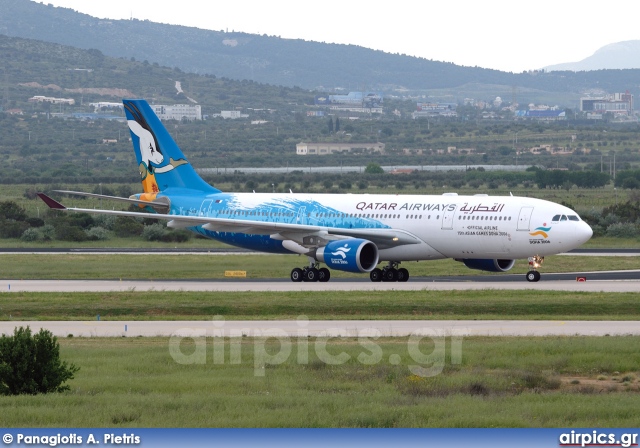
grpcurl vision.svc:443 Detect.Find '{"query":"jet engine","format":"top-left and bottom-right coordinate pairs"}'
top-left (315, 239), bottom-right (379, 273)
top-left (460, 258), bottom-right (516, 272)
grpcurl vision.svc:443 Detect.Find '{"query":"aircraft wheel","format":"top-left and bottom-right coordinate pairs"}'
top-left (383, 268), bottom-right (397, 282)
top-left (291, 268), bottom-right (304, 282)
top-left (526, 270), bottom-right (540, 282)
top-left (397, 268), bottom-right (409, 282)
top-left (318, 267), bottom-right (331, 282)
top-left (370, 268), bottom-right (382, 282)
top-left (305, 267), bottom-right (319, 282)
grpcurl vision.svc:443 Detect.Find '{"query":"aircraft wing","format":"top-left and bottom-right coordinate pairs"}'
top-left (37, 193), bottom-right (421, 249)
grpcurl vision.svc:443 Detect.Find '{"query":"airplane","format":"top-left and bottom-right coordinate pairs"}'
top-left (37, 99), bottom-right (593, 283)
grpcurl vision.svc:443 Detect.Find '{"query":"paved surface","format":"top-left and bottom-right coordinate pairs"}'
top-left (1, 319), bottom-right (638, 337)
top-left (2, 277), bottom-right (640, 292)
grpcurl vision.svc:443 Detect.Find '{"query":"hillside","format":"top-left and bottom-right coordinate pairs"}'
top-left (2, 0), bottom-right (640, 103)
top-left (545, 41), bottom-right (640, 72)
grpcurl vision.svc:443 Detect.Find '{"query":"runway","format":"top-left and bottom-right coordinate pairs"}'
top-left (2, 276), bottom-right (640, 292)
top-left (1, 319), bottom-right (639, 337)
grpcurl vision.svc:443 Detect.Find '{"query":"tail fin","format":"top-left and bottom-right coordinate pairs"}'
top-left (123, 99), bottom-right (219, 194)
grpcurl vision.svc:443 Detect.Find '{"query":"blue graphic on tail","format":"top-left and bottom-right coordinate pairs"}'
top-left (123, 99), bottom-right (219, 194)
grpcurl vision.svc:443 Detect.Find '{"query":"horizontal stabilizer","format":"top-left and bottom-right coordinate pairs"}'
top-left (53, 190), bottom-right (170, 213)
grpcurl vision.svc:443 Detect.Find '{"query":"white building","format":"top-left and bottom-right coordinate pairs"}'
top-left (28, 96), bottom-right (75, 105)
top-left (152, 104), bottom-right (202, 121)
top-left (221, 110), bottom-right (249, 119)
top-left (296, 142), bottom-right (385, 156)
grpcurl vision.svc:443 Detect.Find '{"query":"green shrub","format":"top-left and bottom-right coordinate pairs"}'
top-left (85, 226), bottom-right (111, 241)
top-left (20, 227), bottom-right (42, 242)
top-left (606, 222), bottom-right (639, 238)
top-left (0, 219), bottom-right (30, 238)
top-left (113, 216), bottom-right (144, 237)
top-left (0, 326), bottom-right (79, 395)
top-left (55, 225), bottom-right (88, 242)
top-left (142, 223), bottom-right (167, 241)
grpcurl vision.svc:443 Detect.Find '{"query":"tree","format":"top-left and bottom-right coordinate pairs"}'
top-left (0, 326), bottom-right (79, 395)
top-left (0, 201), bottom-right (27, 221)
top-left (327, 117), bottom-right (334, 133)
top-left (364, 162), bottom-right (384, 174)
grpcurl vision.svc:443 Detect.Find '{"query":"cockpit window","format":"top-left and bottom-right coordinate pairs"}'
top-left (560, 215), bottom-right (567, 221)
top-left (552, 215), bottom-right (561, 222)
top-left (568, 215), bottom-right (580, 221)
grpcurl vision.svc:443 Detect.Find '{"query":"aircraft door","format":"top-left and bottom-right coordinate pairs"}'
top-left (441, 207), bottom-right (456, 230)
top-left (517, 206), bottom-right (534, 231)
top-left (296, 206), bottom-right (307, 225)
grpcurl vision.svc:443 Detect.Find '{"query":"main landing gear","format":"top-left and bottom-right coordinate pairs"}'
top-left (369, 261), bottom-right (409, 282)
top-left (290, 259), bottom-right (330, 282)
top-left (526, 255), bottom-right (544, 282)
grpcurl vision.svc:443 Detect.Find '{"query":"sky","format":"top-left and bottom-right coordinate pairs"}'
top-left (35, 0), bottom-right (640, 73)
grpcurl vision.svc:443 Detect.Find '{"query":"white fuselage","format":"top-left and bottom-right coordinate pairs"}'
top-left (196, 192), bottom-right (593, 262)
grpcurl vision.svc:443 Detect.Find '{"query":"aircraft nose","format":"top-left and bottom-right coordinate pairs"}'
top-left (574, 221), bottom-right (593, 246)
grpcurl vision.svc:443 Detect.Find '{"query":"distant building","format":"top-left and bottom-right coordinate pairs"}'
top-left (315, 91), bottom-right (383, 114)
top-left (28, 96), bottom-right (75, 105)
top-left (580, 92), bottom-right (633, 115)
top-left (152, 104), bottom-right (202, 121)
top-left (514, 110), bottom-right (566, 121)
top-left (220, 110), bottom-right (249, 119)
top-left (296, 142), bottom-right (385, 156)
top-left (412, 102), bottom-right (457, 119)
top-left (90, 102), bottom-right (123, 111)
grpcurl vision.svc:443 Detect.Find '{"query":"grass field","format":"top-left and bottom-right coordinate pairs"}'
top-left (1, 336), bottom-right (638, 427)
top-left (0, 253), bottom-right (638, 280)
top-left (2, 289), bottom-right (640, 321)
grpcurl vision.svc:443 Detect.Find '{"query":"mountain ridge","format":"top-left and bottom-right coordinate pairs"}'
top-left (545, 40), bottom-right (640, 72)
top-left (2, 0), bottom-right (640, 105)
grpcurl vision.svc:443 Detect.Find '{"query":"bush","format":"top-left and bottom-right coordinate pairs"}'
top-left (25, 217), bottom-right (45, 228)
top-left (0, 219), bottom-right (30, 238)
top-left (93, 214), bottom-right (117, 231)
top-left (20, 228), bottom-right (42, 242)
top-left (40, 224), bottom-right (56, 241)
top-left (55, 225), bottom-right (88, 242)
top-left (0, 326), bottom-right (79, 395)
top-left (142, 223), bottom-right (168, 241)
top-left (113, 216), bottom-right (144, 237)
top-left (85, 226), bottom-right (111, 241)
top-left (606, 223), bottom-right (639, 238)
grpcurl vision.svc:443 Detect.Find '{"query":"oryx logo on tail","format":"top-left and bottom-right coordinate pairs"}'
top-left (124, 102), bottom-right (187, 193)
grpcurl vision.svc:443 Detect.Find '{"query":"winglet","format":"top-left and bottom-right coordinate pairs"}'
top-left (37, 193), bottom-right (66, 210)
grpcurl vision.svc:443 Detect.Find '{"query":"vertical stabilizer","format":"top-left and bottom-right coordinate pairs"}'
top-left (123, 99), bottom-right (219, 194)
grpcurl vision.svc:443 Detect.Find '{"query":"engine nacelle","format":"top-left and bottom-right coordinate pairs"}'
top-left (316, 239), bottom-right (379, 273)
top-left (461, 258), bottom-right (516, 272)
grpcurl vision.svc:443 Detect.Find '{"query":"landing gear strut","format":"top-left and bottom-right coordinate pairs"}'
top-left (370, 261), bottom-right (409, 282)
top-left (290, 258), bottom-right (330, 282)
top-left (526, 255), bottom-right (544, 282)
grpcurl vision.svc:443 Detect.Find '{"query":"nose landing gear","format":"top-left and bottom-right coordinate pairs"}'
top-left (526, 255), bottom-right (544, 282)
